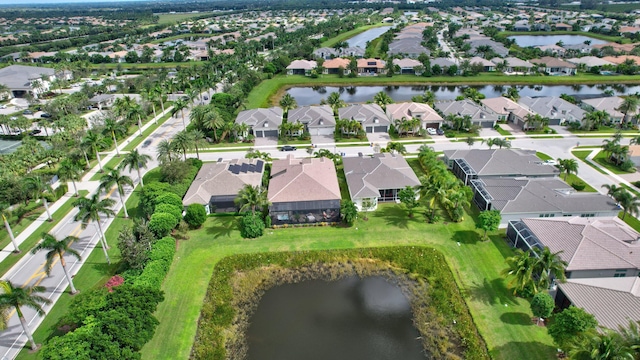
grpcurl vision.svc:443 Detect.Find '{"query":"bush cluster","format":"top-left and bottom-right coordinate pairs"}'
top-left (184, 203), bottom-right (207, 228)
top-left (239, 213), bottom-right (265, 238)
top-left (191, 247), bottom-right (489, 360)
top-left (133, 236), bottom-right (176, 289)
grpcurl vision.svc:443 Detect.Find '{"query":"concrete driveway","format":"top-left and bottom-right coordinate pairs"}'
top-left (311, 134), bottom-right (334, 145)
top-left (366, 132), bottom-right (391, 146)
top-left (254, 136), bottom-right (278, 147)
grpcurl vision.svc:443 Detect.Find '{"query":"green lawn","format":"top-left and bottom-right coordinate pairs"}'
top-left (142, 204), bottom-right (556, 360)
top-left (16, 188), bottom-right (141, 360)
top-left (320, 23), bottom-right (389, 48)
top-left (562, 173), bottom-right (597, 192)
top-left (89, 157), bottom-right (124, 181)
top-left (535, 152), bottom-right (553, 161)
top-left (0, 191), bottom-right (88, 278)
top-left (619, 211), bottom-right (640, 232)
top-left (592, 150), bottom-right (636, 175)
top-left (572, 150), bottom-right (609, 175)
top-left (569, 126), bottom-right (640, 134)
top-left (621, 183), bottom-right (640, 197)
top-left (156, 13), bottom-right (214, 25)
top-left (495, 127), bottom-right (512, 136)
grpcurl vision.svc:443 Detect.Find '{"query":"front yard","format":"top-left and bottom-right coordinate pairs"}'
top-left (142, 204), bottom-right (556, 360)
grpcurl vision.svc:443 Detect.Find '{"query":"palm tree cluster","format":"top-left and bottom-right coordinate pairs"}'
top-left (523, 113), bottom-right (550, 132)
top-left (482, 137), bottom-right (511, 149)
top-left (502, 246), bottom-right (568, 296)
top-left (189, 103), bottom-right (248, 144)
top-left (566, 320), bottom-right (640, 360)
top-left (580, 110), bottom-right (609, 131)
top-left (557, 158), bottom-right (579, 181)
top-left (416, 146), bottom-right (472, 222)
top-left (335, 118), bottom-right (364, 139)
top-left (445, 113), bottom-right (476, 133)
top-left (320, 92), bottom-right (347, 115)
top-left (394, 117), bottom-right (421, 137)
top-left (602, 184), bottom-right (640, 220)
top-left (602, 132), bottom-right (634, 171)
top-left (373, 91), bottom-right (394, 110)
top-left (616, 94), bottom-right (639, 126)
top-left (235, 184), bottom-right (270, 215)
top-left (156, 129), bottom-right (206, 163)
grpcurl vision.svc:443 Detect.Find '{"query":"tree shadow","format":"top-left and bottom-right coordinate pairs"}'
top-left (373, 205), bottom-right (410, 229)
top-left (488, 233), bottom-right (517, 260)
top-left (451, 230), bottom-right (481, 245)
top-left (500, 312), bottom-right (533, 326)
top-left (463, 277), bottom-right (518, 306)
top-left (490, 341), bottom-right (557, 360)
top-left (206, 216), bottom-right (238, 239)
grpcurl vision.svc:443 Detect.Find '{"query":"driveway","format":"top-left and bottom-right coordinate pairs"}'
top-left (254, 136), bottom-right (278, 147)
top-left (311, 134), bottom-right (334, 145)
top-left (366, 132), bottom-right (391, 146)
top-left (499, 123), bottom-right (524, 135)
top-left (478, 127), bottom-right (501, 138)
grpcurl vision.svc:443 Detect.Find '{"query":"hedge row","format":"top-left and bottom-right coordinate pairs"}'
top-left (133, 236), bottom-right (176, 289)
top-left (191, 247), bottom-right (489, 360)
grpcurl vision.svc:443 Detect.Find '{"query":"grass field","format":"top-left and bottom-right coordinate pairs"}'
top-left (156, 12), bottom-right (214, 25)
top-left (320, 23), bottom-right (389, 48)
top-left (245, 73), bottom-right (640, 109)
top-left (0, 191), bottom-right (88, 278)
top-left (495, 127), bottom-right (512, 136)
top-left (89, 157), bottom-right (124, 181)
top-left (16, 188), bottom-right (141, 360)
top-left (592, 150), bottom-right (636, 175)
top-left (141, 203), bottom-right (556, 360)
top-left (572, 150), bottom-right (609, 175)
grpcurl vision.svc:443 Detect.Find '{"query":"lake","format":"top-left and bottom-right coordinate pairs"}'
top-left (347, 26), bottom-right (392, 48)
top-left (287, 84), bottom-right (640, 105)
top-left (246, 276), bottom-right (425, 360)
top-left (508, 34), bottom-right (608, 47)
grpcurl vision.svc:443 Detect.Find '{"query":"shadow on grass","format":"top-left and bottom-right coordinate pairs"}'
top-left (464, 277), bottom-right (518, 306)
top-left (500, 312), bottom-right (533, 326)
top-left (206, 216), bottom-right (238, 239)
top-left (490, 341), bottom-right (557, 360)
top-left (373, 204), bottom-right (411, 229)
top-left (488, 233), bottom-right (517, 260)
top-left (451, 230), bottom-right (481, 245)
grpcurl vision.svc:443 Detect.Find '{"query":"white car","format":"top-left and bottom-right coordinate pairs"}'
top-left (426, 128), bottom-right (437, 135)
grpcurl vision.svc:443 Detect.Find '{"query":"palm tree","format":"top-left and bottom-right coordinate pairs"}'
top-left (502, 249), bottom-right (537, 295)
top-left (172, 130), bottom-right (193, 161)
top-left (191, 105), bottom-right (223, 142)
top-left (616, 190), bottom-right (640, 220)
top-left (373, 91), bottom-right (393, 110)
top-left (73, 193), bottom-right (116, 264)
top-left (602, 184), bottom-right (623, 199)
top-left (102, 118), bottom-right (126, 156)
top-left (557, 158), bottom-right (579, 181)
top-left (279, 93), bottom-right (297, 117)
top-left (0, 280), bottom-right (51, 351)
top-left (172, 98), bottom-right (189, 129)
top-left (141, 87), bottom-right (158, 124)
top-left (568, 329), bottom-right (635, 360)
top-left (82, 131), bottom-right (108, 172)
top-left (617, 95), bottom-right (639, 125)
top-left (99, 167), bottom-right (134, 218)
top-left (156, 139), bottom-right (175, 164)
top-left (120, 149), bottom-right (152, 187)
top-left (57, 159), bottom-right (82, 197)
top-left (24, 176), bottom-right (53, 221)
top-left (127, 103), bottom-right (145, 137)
top-left (31, 233), bottom-right (81, 294)
top-left (493, 138), bottom-right (511, 149)
top-left (503, 86), bottom-right (520, 102)
top-left (326, 92), bottom-right (346, 115)
top-left (235, 185), bottom-right (269, 215)
top-left (533, 246), bottom-right (568, 290)
top-left (190, 129), bottom-right (206, 159)
top-left (0, 204), bottom-right (19, 253)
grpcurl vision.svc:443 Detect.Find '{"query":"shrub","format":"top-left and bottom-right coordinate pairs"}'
top-left (154, 203), bottom-right (183, 224)
top-left (239, 213), bottom-right (264, 238)
top-left (184, 203), bottom-right (207, 228)
top-left (571, 181), bottom-right (586, 191)
top-left (58, 288), bottom-right (109, 329)
top-left (148, 212), bottom-right (178, 238)
top-left (133, 237), bottom-right (176, 289)
top-left (620, 159), bottom-right (636, 172)
top-left (140, 182), bottom-right (172, 218)
top-left (548, 306), bottom-right (597, 350)
top-left (155, 192), bottom-right (183, 209)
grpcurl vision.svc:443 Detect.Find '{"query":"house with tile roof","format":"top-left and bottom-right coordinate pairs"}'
top-left (0, 65), bottom-right (63, 99)
top-left (313, 47), bottom-right (337, 60)
top-left (519, 96), bottom-right (586, 126)
top-left (286, 59), bottom-right (317, 75)
top-left (556, 277), bottom-right (640, 330)
top-left (443, 149), bottom-right (560, 186)
top-left (322, 57), bottom-right (351, 75)
top-left (470, 177), bottom-right (618, 226)
top-left (386, 102), bottom-right (443, 130)
top-left (288, 105), bottom-right (335, 136)
top-left (343, 153), bottom-right (421, 211)
top-left (469, 56), bottom-right (495, 72)
top-left (235, 107), bottom-right (283, 138)
top-left (481, 97), bottom-right (535, 129)
top-left (393, 58), bottom-right (423, 75)
top-left (491, 57), bottom-right (535, 74)
top-left (435, 99), bottom-right (499, 128)
top-left (183, 159), bottom-right (265, 213)
top-left (582, 96), bottom-right (638, 124)
top-left (357, 58), bottom-right (386, 75)
top-left (507, 216), bottom-right (640, 278)
top-left (268, 155), bottom-right (341, 225)
top-left (338, 104), bottom-right (390, 134)
top-left (530, 56), bottom-right (577, 75)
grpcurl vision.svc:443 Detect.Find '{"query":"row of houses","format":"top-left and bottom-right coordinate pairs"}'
top-left (0, 65), bottom-right (72, 99)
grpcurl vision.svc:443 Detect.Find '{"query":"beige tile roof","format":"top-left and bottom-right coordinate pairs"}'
top-left (268, 155), bottom-right (341, 203)
top-left (385, 102), bottom-right (442, 122)
top-left (343, 153), bottom-right (420, 199)
top-left (481, 97), bottom-right (534, 119)
top-left (322, 57), bottom-right (350, 69)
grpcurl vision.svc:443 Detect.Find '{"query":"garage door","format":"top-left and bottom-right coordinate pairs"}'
top-left (548, 119), bottom-right (561, 126)
top-left (480, 121), bottom-right (494, 128)
top-left (255, 130), bottom-right (279, 137)
top-left (374, 126), bottom-right (387, 133)
top-left (366, 127), bottom-right (373, 133)
top-left (313, 127), bottom-right (333, 136)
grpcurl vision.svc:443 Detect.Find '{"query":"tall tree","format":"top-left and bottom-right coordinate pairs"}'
top-left (57, 159), bottom-right (82, 197)
top-left (189, 129), bottom-right (206, 159)
top-left (172, 98), bottom-right (189, 130)
top-left (0, 204), bottom-right (19, 253)
top-left (617, 95), bottom-right (639, 125)
top-left (502, 249), bottom-right (537, 295)
top-left (156, 139), bottom-right (175, 164)
top-left (119, 149), bottom-right (152, 188)
top-left (533, 246), bottom-right (568, 290)
top-left (0, 280), bottom-right (51, 350)
top-left (102, 118), bottom-right (126, 156)
top-left (615, 189), bottom-right (640, 220)
top-left (172, 130), bottom-right (193, 161)
top-left (82, 131), bottom-right (108, 172)
top-left (24, 176), bottom-right (53, 221)
top-left (279, 93), bottom-right (297, 117)
top-left (557, 158), bottom-right (579, 181)
top-left (31, 233), bottom-right (81, 294)
top-left (73, 193), bottom-right (116, 264)
top-left (373, 91), bottom-right (394, 110)
top-left (99, 167), bottom-right (134, 218)
top-left (235, 185), bottom-right (269, 215)
top-left (476, 210), bottom-right (501, 240)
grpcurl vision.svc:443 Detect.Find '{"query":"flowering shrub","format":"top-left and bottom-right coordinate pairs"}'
top-left (104, 275), bottom-right (124, 293)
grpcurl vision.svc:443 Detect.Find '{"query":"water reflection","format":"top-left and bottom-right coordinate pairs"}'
top-left (508, 34), bottom-right (608, 47)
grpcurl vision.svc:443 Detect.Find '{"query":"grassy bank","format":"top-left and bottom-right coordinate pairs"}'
top-left (321, 23), bottom-right (389, 48)
top-left (572, 149), bottom-right (609, 175)
top-left (498, 30), bottom-right (624, 43)
top-left (246, 73), bottom-right (640, 109)
top-left (142, 204), bottom-right (556, 360)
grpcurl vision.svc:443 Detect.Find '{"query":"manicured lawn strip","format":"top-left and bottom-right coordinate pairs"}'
top-left (199, 141), bottom-right (254, 150)
top-left (568, 127), bottom-right (640, 134)
top-left (0, 191), bottom-right (89, 278)
top-left (620, 183), bottom-right (640, 197)
top-left (335, 164), bottom-right (351, 200)
top-left (246, 73), bottom-right (640, 109)
top-left (89, 157), bottom-right (124, 181)
top-left (278, 138), bottom-right (313, 146)
top-left (320, 23), bottom-right (389, 48)
top-left (572, 150), bottom-right (609, 175)
top-left (142, 204), bottom-right (556, 360)
top-left (89, 62), bottom-right (188, 69)
top-left (619, 211), bottom-right (640, 232)
top-left (531, 135), bottom-right (564, 139)
top-left (15, 187), bottom-right (141, 360)
top-left (574, 145), bottom-right (601, 149)
top-left (123, 112), bottom-right (173, 151)
top-left (592, 150), bottom-right (636, 175)
top-left (192, 247), bottom-right (489, 359)
top-left (495, 127), bottom-right (512, 136)
top-left (562, 173), bottom-right (597, 192)
top-left (535, 152), bottom-right (553, 161)
top-left (498, 30), bottom-right (624, 43)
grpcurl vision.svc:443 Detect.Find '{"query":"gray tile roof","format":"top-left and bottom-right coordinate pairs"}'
top-left (288, 105), bottom-right (335, 128)
top-left (474, 177), bottom-right (618, 214)
top-left (443, 149), bottom-right (560, 177)
top-left (519, 216), bottom-right (640, 272)
top-left (430, 57), bottom-right (457, 68)
top-left (342, 153), bottom-right (421, 199)
top-left (182, 159), bottom-right (265, 206)
top-left (338, 104), bottom-right (389, 126)
top-left (0, 65), bottom-right (55, 90)
top-left (558, 277), bottom-right (640, 330)
top-left (268, 155), bottom-right (341, 203)
top-left (235, 107), bottom-right (283, 128)
top-left (435, 99), bottom-right (499, 122)
top-left (518, 96), bottom-right (586, 122)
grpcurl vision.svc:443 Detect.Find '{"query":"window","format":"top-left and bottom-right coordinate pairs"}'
top-left (580, 213), bottom-right (595, 218)
top-left (539, 214), bottom-right (555, 218)
top-left (614, 269), bottom-right (627, 278)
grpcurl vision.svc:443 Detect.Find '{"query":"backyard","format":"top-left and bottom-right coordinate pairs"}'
top-left (142, 204), bottom-right (556, 360)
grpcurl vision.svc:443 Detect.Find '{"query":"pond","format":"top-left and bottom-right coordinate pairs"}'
top-left (347, 26), bottom-right (392, 49)
top-left (508, 34), bottom-right (608, 47)
top-left (287, 84), bottom-right (640, 105)
top-left (246, 276), bottom-right (426, 360)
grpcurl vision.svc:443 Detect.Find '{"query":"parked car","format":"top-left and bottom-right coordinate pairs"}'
top-left (40, 113), bottom-right (51, 118)
top-left (142, 139), bottom-right (152, 148)
top-left (280, 145), bottom-right (297, 151)
top-left (23, 109), bottom-right (33, 115)
top-left (0, 104), bottom-right (7, 109)
top-left (426, 128), bottom-right (437, 135)
top-left (203, 95), bottom-right (209, 100)
top-left (29, 129), bottom-right (42, 135)
top-left (436, 128), bottom-right (445, 135)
